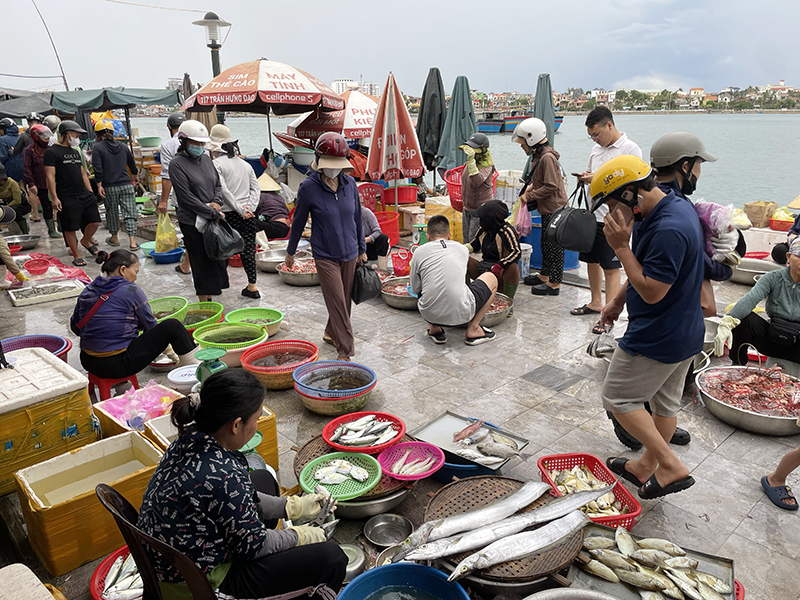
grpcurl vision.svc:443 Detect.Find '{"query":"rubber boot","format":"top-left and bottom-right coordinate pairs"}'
top-left (16, 219), bottom-right (29, 234)
top-left (45, 218), bottom-right (61, 239)
top-left (503, 283), bottom-right (518, 317)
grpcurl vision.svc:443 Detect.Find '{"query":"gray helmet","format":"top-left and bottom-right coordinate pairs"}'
top-left (58, 120), bottom-right (87, 135)
top-left (650, 132), bottom-right (717, 168)
top-left (465, 132), bottom-right (490, 149)
top-left (26, 112), bottom-right (43, 123)
top-left (0, 118), bottom-right (14, 130)
top-left (43, 115), bottom-right (61, 131)
top-left (167, 111), bottom-right (186, 129)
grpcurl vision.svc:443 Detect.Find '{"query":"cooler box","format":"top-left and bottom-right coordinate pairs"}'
top-left (494, 169), bottom-right (523, 212)
top-left (93, 384), bottom-right (182, 438)
top-left (0, 348), bottom-right (96, 496)
top-left (14, 431), bottom-right (162, 576)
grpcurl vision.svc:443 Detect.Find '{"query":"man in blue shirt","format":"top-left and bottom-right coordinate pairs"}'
top-left (591, 155), bottom-right (704, 500)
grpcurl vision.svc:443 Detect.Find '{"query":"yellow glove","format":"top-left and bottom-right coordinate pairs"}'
top-left (459, 144), bottom-right (476, 158)
top-left (714, 315), bottom-right (740, 356)
top-left (15, 272), bottom-right (29, 282)
top-left (288, 525), bottom-right (325, 546)
top-left (284, 493), bottom-right (324, 521)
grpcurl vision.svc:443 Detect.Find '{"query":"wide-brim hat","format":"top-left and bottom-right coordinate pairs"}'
top-left (206, 124), bottom-right (234, 153)
top-left (311, 155), bottom-right (354, 172)
top-left (0, 205), bottom-right (17, 224)
top-left (257, 172), bottom-right (281, 192)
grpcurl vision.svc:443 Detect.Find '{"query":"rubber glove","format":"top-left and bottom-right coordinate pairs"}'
top-left (284, 493), bottom-right (324, 521)
top-left (490, 263), bottom-right (504, 284)
top-left (714, 315), bottom-right (740, 356)
top-left (711, 230), bottom-right (739, 263)
top-left (15, 272), bottom-right (29, 282)
top-left (288, 525), bottom-right (326, 546)
top-left (459, 144), bottom-right (476, 158)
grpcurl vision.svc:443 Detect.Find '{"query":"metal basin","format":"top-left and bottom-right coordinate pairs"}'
top-left (374, 544), bottom-right (405, 568)
top-left (523, 591), bottom-right (621, 600)
top-left (363, 513), bottom-right (413, 547)
top-left (277, 267), bottom-right (319, 286)
top-left (381, 277), bottom-right (418, 311)
top-left (334, 486), bottom-right (412, 519)
top-left (480, 293), bottom-right (513, 328)
top-left (340, 544), bottom-right (366, 582)
top-left (730, 257), bottom-right (782, 285)
top-left (255, 250), bottom-right (286, 273)
top-left (3, 235), bottom-right (41, 250)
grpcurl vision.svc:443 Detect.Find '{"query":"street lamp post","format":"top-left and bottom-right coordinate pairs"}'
top-left (192, 11), bottom-right (231, 124)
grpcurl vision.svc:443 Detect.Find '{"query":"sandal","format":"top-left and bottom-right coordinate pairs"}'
top-left (72, 258), bottom-right (87, 267)
top-left (82, 243), bottom-right (99, 256)
top-left (638, 473), bottom-right (695, 500)
top-left (105, 236), bottom-right (120, 247)
top-left (465, 326), bottom-right (496, 346)
top-left (129, 243), bottom-right (140, 251)
top-left (323, 333), bottom-right (336, 346)
top-left (571, 304), bottom-right (601, 316)
top-left (175, 265), bottom-right (190, 274)
top-left (592, 321), bottom-right (606, 335)
top-left (427, 328), bottom-right (447, 344)
top-left (606, 457), bottom-right (646, 488)
top-left (761, 475), bottom-right (798, 511)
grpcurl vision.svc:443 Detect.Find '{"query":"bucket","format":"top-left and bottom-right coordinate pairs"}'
top-left (518, 243), bottom-right (532, 281)
top-left (521, 215), bottom-right (579, 271)
top-left (391, 248), bottom-right (412, 277)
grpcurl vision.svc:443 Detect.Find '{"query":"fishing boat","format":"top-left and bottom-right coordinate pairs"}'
top-left (476, 111), bottom-right (504, 133)
top-left (554, 115), bottom-right (563, 132)
top-left (502, 111), bottom-right (528, 131)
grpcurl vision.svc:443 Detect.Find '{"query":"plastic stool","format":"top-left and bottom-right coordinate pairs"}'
top-left (88, 373), bottom-right (140, 401)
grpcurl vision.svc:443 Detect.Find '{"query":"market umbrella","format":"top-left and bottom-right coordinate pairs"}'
top-left (182, 73), bottom-right (217, 130)
top-left (416, 67), bottom-right (447, 187)
top-left (436, 75), bottom-right (476, 177)
top-left (533, 73), bottom-right (555, 147)
top-left (287, 90), bottom-right (379, 140)
top-left (0, 93), bottom-right (54, 119)
top-left (367, 72), bottom-right (425, 209)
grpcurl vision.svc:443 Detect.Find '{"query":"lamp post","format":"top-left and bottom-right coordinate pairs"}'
top-left (192, 11), bottom-right (231, 124)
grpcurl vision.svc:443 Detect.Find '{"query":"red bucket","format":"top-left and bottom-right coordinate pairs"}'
top-left (391, 248), bottom-right (412, 277)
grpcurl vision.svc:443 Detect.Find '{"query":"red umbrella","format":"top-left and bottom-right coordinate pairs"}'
top-left (287, 90), bottom-right (379, 140)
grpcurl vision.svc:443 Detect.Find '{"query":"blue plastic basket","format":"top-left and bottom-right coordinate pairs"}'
top-left (149, 248), bottom-right (184, 264)
top-left (339, 563), bottom-right (469, 600)
top-left (292, 360), bottom-right (377, 399)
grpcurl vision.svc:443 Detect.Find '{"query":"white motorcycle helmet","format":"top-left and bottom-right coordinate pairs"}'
top-left (512, 117), bottom-right (547, 147)
top-left (177, 120), bottom-right (210, 143)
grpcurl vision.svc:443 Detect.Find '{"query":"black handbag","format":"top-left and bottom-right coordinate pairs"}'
top-left (543, 185), bottom-right (597, 253)
top-left (203, 217), bottom-right (244, 261)
top-left (768, 316), bottom-right (800, 347)
top-left (352, 263), bottom-right (382, 305)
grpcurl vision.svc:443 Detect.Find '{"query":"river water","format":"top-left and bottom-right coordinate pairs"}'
top-left (131, 113), bottom-right (800, 210)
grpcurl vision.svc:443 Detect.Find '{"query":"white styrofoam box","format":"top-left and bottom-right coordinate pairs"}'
top-left (495, 169), bottom-right (524, 212)
top-left (0, 348), bottom-right (88, 413)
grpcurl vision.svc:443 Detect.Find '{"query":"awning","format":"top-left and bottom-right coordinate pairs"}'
top-left (51, 87), bottom-right (182, 112)
top-left (0, 93), bottom-right (55, 119)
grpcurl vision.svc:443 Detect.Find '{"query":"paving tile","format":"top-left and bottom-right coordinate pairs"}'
top-left (533, 391), bottom-right (604, 427)
top-left (486, 378), bottom-right (558, 410)
top-left (522, 364), bottom-right (586, 392)
top-left (716, 533), bottom-right (800, 600)
top-left (456, 392), bottom-right (530, 427)
top-left (662, 473), bottom-right (755, 535)
top-left (500, 408), bottom-right (577, 448)
top-left (734, 497), bottom-right (800, 561)
top-left (631, 501), bottom-right (735, 555)
top-left (692, 453), bottom-right (773, 505)
top-left (713, 430), bottom-right (798, 472)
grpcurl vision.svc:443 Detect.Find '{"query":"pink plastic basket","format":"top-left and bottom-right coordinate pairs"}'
top-left (1, 334), bottom-right (72, 362)
top-left (378, 441), bottom-right (445, 481)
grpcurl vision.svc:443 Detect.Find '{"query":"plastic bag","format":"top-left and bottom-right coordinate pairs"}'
top-left (694, 200), bottom-right (734, 256)
top-left (203, 218), bottom-right (244, 261)
top-left (514, 201), bottom-right (532, 237)
top-left (772, 206), bottom-right (795, 222)
top-left (155, 213), bottom-right (179, 253)
top-left (731, 208), bottom-right (752, 230)
top-left (352, 264), bottom-right (382, 305)
top-left (507, 198), bottom-right (521, 227)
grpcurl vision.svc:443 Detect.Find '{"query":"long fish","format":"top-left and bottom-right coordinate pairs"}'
top-left (447, 510), bottom-right (590, 581)
top-left (397, 480), bottom-right (551, 557)
top-left (404, 485), bottom-right (614, 561)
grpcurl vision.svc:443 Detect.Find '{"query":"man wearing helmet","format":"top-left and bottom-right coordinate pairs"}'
top-left (157, 111), bottom-right (191, 274)
top-left (43, 115), bottom-right (61, 146)
top-left (459, 132), bottom-right (496, 243)
top-left (593, 155), bottom-right (703, 500)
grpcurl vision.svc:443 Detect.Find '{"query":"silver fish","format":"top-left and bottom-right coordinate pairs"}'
top-left (329, 459), bottom-right (353, 474)
top-left (476, 440), bottom-right (520, 459)
top-left (103, 555), bottom-right (125, 592)
top-left (314, 466), bottom-right (339, 480)
top-left (666, 570), bottom-right (703, 600)
top-left (615, 526), bottom-right (639, 557)
top-left (614, 568), bottom-right (667, 592)
top-left (462, 427), bottom-right (490, 445)
top-left (583, 536), bottom-right (617, 551)
top-left (104, 590), bottom-right (144, 600)
top-left (319, 473), bottom-right (348, 485)
top-left (662, 556), bottom-right (699, 570)
top-left (341, 434), bottom-right (381, 446)
top-left (374, 428), bottom-right (398, 445)
top-left (448, 511), bottom-right (590, 581)
top-left (581, 559), bottom-right (619, 583)
top-left (330, 424), bottom-right (345, 442)
top-left (636, 566), bottom-right (685, 600)
top-left (391, 449), bottom-right (412, 474)
top-left (453, 447), bottom-right (504, 466)
top-left (630, 549), bottom-right (672, 568)
top-left (347, 414), bottom-right (376, 429)
top-left (366, 420), bottom-right (394, 435)
top-left (350, 466), bottom-right (369, 482)
top-left (685, 570), bottom-right (732, 594)
top-left (590, 549), bottom-right (638, 572)
top-left (697, 581), bottom-right (725, 600)
top-left (490, 431), bottom-right (519, 450)
top-left (639, 592), bottom-right (666, 600)
top-left (638, 538), bottom-right (686, 556)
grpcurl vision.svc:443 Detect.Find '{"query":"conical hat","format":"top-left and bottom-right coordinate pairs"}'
top-left (258, 172), bottom-right (281, 192)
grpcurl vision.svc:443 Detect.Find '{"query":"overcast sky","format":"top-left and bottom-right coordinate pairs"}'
top-left (4, 0), bottom-right (798, 97)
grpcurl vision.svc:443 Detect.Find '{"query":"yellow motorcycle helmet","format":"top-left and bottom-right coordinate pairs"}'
top-left (94, 119), bottom-right (114, 133)
top-left (590, 155), bottom-right (652, 213)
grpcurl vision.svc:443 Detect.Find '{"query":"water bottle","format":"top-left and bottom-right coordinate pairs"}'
top-left (123, 389), bottom-right (145, 432)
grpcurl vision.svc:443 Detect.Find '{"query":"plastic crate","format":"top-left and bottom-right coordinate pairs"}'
top-left (770, 218), bottom-right (793, 231)
top-left (375, 211), bottom-right (400, 247)
top-left (537, 452), bottom-right (642, 530)
top-left (444, 165), bottom-right (499, 213)
top-left (322, 411), bottom-right (405, 454)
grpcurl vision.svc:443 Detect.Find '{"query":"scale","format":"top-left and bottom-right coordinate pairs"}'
top-left (195, 348), bottom-right (227, 384)
top-left (412, 224), bottom-right (428, 245)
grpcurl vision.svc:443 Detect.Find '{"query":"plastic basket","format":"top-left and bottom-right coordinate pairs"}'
top-left (537, 452), bottom-right (642, 530)
top-left (295, 385), bottom-right (376, 415)
top-left (148, 296), bottom-right (188, 323)
top-left (293, 361), bottom-right (377, 399)
top-left (391, 248), bottom-right (412, 277)
top-left (444, 165), bottom-right (500, 213)
top-left (225, 307), bottom-right (284, 336)
top-left (149, 248), bottom-right (184, 264)
top-left (358, 183), bottom-right (383, 213)
top-left (228, 254), bottom-right (243, 267)
top-left (744, 251), bottom-right (770, 260)
top-left (298, 452), bottom-right (382, 500)
top-left (23, 258), bottom-right (51, 275)
top-left (378, 441), bottom-right (445, 480)
top-left (193, 322), bottom-right (267, 350)
top-left (770, 218), bottom-right (793, 232)
top-left (241, 340), bottom-right (319, 390)
top-left (89, 546), bottom-right (129, 600)
top-left (8, 244), bottom-right (21, 255)
top-left (1, 334), bottom-right (71, 361)
top-left (180, 301), bottom-right (224, 332)
top-left (322, 411), bottom-right (406, 454)
top-left (375, 211), bottom-right (400, 247)
top-left (735, 579), bottom-right (744, 600)
top-left (382, 184), bottom-right (418, 205)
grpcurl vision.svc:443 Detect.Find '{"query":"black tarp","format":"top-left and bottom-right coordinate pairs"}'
top-left (0, 94), bottom-right (55, 119)
top-left (416, 67), bottom-right (447, 174)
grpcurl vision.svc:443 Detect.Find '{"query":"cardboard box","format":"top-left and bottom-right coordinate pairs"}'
top-left (15, 432), bottom-right (162, 576)
top-left (398, 205), bottom-right (426, 231)
top-left (93, 384), bottom-right (182, 438)
top-left (0, 349), bottom-right (96, 496)
top-left (743, 201), bottom-right (778, 228)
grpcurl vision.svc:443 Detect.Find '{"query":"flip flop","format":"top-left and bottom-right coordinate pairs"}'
top-left (322, 333), bottom-right (336, 346)
top-left (427, 328), bottom-right (446, 344)
top-left (72, 258), bottom-right (87, 267)
top-left (761, 475), bottom-right (799, 511)
top-left (592, 321), bottom-right (606, 335)
top-left (82, 244), bottom-right (99, 256)
top-left (638, 473), bottom-right (695, 499)
top-left (606, 457), bottom-right (646, 488)
top-left (571, 304), bottom-right (601, 316)
top-left (465, 326), bottom-right (496, 346)
top-left (129, 244), bottom-right (140, 251)
top-left (175, 265), bottom-right (190, 274)
top-left (105, 237), bottom-right (120, 247)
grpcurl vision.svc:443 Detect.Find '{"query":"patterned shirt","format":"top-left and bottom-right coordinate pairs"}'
top-left (137, 428), bottom-right (268, 582)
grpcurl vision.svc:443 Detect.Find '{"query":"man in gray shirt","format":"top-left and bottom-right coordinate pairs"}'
top-left (410, 215), bottom-right (499, 346)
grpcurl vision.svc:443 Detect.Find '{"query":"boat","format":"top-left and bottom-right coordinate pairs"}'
top-left (502, 111), bottom-right (529, 131)
top-left (554, 115), bottom-right (563, 132)
top-left (476, 111), bottom-right (504, 133)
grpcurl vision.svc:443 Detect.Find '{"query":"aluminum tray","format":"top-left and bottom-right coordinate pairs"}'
top-left (8, 279), bottom-right (85, 307)
top-left (3, 235), bottom-right (41, 250)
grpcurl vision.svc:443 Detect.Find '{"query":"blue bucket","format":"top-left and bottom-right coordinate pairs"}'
top-left (520, 215), bottom-right (579, 271)
top-left (338, 562), bottom-right (469, 600)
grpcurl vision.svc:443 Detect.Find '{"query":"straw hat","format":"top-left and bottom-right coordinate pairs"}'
top-left (258, 172), bottom-right (281, 192)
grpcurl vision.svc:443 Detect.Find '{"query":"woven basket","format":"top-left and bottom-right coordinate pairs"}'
top-left (181, 302), bottom-right (224, 332)
top-left (241, 340), bottom-right (319, 390)
top-left (295, 385), bottom-right (375, 415)
top-left (193, 322), bottom-right (267, 350)
top-left (225, 307), bottom-right (284, 336)
top-left (148, 296), bottom-right (189, 323)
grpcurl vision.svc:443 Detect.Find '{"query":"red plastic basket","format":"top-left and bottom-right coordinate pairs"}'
top-left (358, 182), bottom-right (383, 213)
top-left (378, 441), bottom-right (445, 481)
top-left (382, 185), bottom-right (418, 205)
top-left (391, 248), bottom-right (412, 277)
top-left (322, 411), bottom-right (406, 454)
top-left (8, 244), bottom-right (21, 255)
top-left (228, 254), bottom-right (243, 268)
top-left (1, 334), bottom-right (71, 362)
top-left (770, 218), bottom-right (793, 232)
top-left (23, 258), bottom-right (51, 275)
top-left (443, 165), bottom-right (499, 213)
top-left (89, 546), bottom-right (129, 600)
top-left (375, 211), bottom-right (400, 247)
top-left (744, 251), bottom-right (770, 260)
top-left (537, 452), bottom-right (642, 530)
top-left (735, 579), bottom-right (744, 599)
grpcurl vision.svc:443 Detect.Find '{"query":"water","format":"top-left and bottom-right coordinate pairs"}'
top-left (364, 587), bottom-right (441, 600)
top-left (130, 113), bottom-right (800, 210)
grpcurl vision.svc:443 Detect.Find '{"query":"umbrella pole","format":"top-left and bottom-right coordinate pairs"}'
top-left (124, 106), bottom-right (134, 154)
top-left (266, 109), bottom-right (273, 153)
top-left (395, 178), bottom-right (399, 212)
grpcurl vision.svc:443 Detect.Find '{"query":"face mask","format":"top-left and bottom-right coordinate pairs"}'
top-left (187, 144), bottom-right (205, 157)
top-left (681, 172), bottom-right (697, 196)
top-left (322, 168), bottom-right (342, 179)
top-left (68, 136), bottom-right (80, 147)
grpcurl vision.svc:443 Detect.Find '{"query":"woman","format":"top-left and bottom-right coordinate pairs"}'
top-left (460, 132), bottom-right (496, 244)
top-left (70, 250), bottom-right (198, 378)
top-left (22, 124), bottom-right (60, 238)
top-left (513, 118), bottom-right (567, 296)
top-left (255, 172), bottom-right (291, 239)
top-left (286, 132), bottom-right (366, 360)
top-left (137, 369), bottom-right (347, 600)
top-left (168, 120), bottom-right (228, 301)
top-left (715, 237), bottom-right (800, 366)
top-left (465, 200), bottom-right (521, 308)
top-left (361, 202), bottom-right (389, 270)
top-left (207, 124), bottom-right (261, 299)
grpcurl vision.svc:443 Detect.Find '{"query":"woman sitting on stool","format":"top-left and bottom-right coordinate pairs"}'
top-left (255, 172), bottom-right (291, 239)
top-left (70, 249), bottom-right (199, 379)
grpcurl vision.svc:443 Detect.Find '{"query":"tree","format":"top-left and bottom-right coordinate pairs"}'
top-left (615, 90), bottom-right (629, 102)
top-left (567, 87), bottom-right (584, 98)
top-left (582, 99), bottom-right (596, 110)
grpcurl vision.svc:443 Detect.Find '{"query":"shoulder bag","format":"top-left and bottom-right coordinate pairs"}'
top-left (768, 316), bottom-right (800, 347)
top-left (543, 184), bottom-right (597, 253)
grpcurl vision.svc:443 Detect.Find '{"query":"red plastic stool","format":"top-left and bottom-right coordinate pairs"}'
top-left (88, 373), bottom-right (140, 401)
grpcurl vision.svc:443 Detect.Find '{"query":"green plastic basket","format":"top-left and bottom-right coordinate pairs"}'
top-left (193, 322), bottom-right (267, 350)
top-left (148, 296), bottom-right (188, 323)
top-left (182, 302), bottom-right (224, 332)
top-left (225, 307), bottom-right (284, 336)
top-left (298, 452), bottom-right (382, 500)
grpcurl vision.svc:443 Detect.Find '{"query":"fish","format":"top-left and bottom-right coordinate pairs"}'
top-left (665, 570), bottom-right (703, 600)
top-left (614, 568), bottom-right (667, 591)
top-left (685, 571), bottom-right (732, 594)
top-left (583, 536), bottom-right (617, 551)
top-left (615, 526), bottom-right (639, 557)
top-left (399, 457), bottom-right (435, 476)
top-left (462, 427), bottom-right (490, 445)
top-left (350, 466), bottom-right (369, 482)
top-left (476, 440), bottom-right (520, 459)
top-left (319, 473), bottom-right (348, 485)
top-left (330, 424), bottom-right (345, 442)
top-left (366, 420), bottom-right (394, 435)
top-left (106, 573), bottom-right (137, 593)
top-left (662, 556), bottom-right (699, 570)
top-left (340, 434), bottom-right (381, 446)
top-left (447, 511), bottom-right (591, 581)
top-left (696, 581), bottom-right (726, 600)
top-left (374, 428), bottom-right (398, 445)
top-left (639, 592), bottom-right (667, 600)
top-left (453, 419), bottom-right (484, 442)
top-left (452, 447), bottom-right (504, 467)
top-left (347, 414), bottom-right (376, 429)
top-left (636, 566), bottom-right (685, 600)
top-left (581, 559), bottom-right (619, 583)
top-left (314, 466), bottom-right (339, 480)
top-left (638, 538), bottom-right (686, 556)
top-left (490, 431), bottom-right (519, 450)
top-left (630, 549), bottom-right (672, 568)
top-left (589, 549), bottom-right (638, 572)
top-left (391, 449), bottom-right (412, 474)
top-left (103, 555), bottom-right (125, 592)
top-left (104, 590), bottom-right (144, 600)
top-left (329, 459), bottom-right (353, 474)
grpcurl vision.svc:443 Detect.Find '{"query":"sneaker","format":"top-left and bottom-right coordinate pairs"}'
top-left (427, 328), bottom-right (447, 344)
top-left (531, 283), bottom-right (560, 296)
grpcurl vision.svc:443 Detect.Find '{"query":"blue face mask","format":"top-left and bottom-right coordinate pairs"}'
top-left (187, 144), bottom-right (205, 157)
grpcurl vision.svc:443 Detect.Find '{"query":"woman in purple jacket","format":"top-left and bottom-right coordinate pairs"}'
top-left (70, 250), bottom-right (198, 379)
top-left (285, 133), bottom-right (366, 361)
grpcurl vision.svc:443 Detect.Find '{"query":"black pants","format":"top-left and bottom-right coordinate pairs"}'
top-left (179, 220), bottom-right (229, 296)
top-left (539, 212), bottom-right (565, 284)
top-left (256, 219), bottom-right (290, 239)
top-left (80, 319), bottom-right (196, 379)
top-left (34, 188), bottom-right (54, 221)
top-left (731, 312), bottom-right (800, 365)
top-left (225, 212), bottom-right (258, 285)
top-left (366, 233), bottom-right (390, 260)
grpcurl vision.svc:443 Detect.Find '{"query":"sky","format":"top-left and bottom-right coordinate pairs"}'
top-left (3, 0), bottom-right (798, 98)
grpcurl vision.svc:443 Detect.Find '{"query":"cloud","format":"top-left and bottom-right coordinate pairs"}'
top-left (613, 74), bottom-right (688, 91)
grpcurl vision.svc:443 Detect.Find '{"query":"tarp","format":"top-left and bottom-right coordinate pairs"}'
top-left (436, 75), bottom-right (476, 176)
top-left (533, 74), bottom-right (555, 147)
top-left (0, 94), bottom-right (55, 119)
top-left (51, 87), bottom-right (182, 112)
top-left (416, 67), bottom-right (447, 173)
top-left (0, 87), bottom-right (40, 101)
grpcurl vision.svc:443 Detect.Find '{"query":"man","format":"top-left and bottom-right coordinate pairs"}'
top-left (572, 107), bottom-right (641, 332)
top-left (157, 111), bottom-right (190, 274)
top-left (14, 112), bottom-right (44, 221)
top-left (0, 118), bottom-right (23, 183)
top-left (43, 115), bottom-right (61, 146)
top-left (410, 215), bottom-right (499, 346)
top-left (44, 121), bottom-right (101, 267)
top-left (91, 120), bottom-right (140, 249)
top-left (592, 155), bottom-right (703, 500)
top-left (23, 125), bottom-right (59, 238)
top-left (460, 132), bottom-right (496, 244)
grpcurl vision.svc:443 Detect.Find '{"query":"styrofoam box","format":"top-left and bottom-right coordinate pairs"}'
top-left (0, 348), bottom-right (88, 412)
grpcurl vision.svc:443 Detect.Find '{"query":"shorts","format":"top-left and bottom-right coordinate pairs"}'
top-left (601, 350), bottom-right (692, 418)
top-left (579, 222), bottom-right (620, 270)
top-left (59, 192), bottom-right (100, 232)
top-left (468, 278), bottom-right (493, 315)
